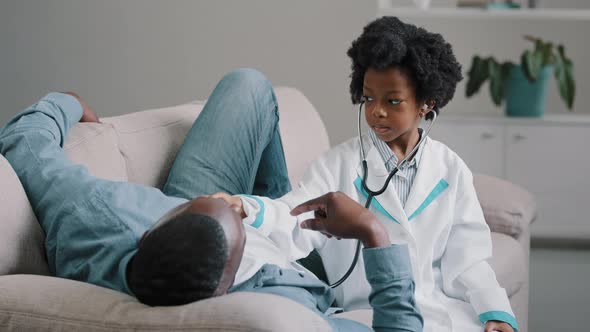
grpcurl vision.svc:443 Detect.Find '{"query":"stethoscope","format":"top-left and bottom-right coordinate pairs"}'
top-left (329, 101), bottom-right (438, 288)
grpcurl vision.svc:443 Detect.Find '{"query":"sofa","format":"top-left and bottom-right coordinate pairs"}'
top-left (0, 87), bottom-right (535, 331)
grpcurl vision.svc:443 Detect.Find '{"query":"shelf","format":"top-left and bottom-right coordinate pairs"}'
top-left (437, 111), bottom-right (590, 126)
top-left (378, 7), bottom-right (590, 21)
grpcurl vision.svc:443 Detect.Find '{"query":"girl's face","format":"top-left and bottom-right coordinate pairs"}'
top-left (362, 66), bottom-right (430, 145)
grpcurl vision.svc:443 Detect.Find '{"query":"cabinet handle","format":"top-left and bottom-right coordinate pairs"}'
top-left (481, 132), bottom-right (495, 140)
top-left (513, 133), bottom-right (527, 142)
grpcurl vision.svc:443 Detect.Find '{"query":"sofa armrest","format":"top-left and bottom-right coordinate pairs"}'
top-left (274, 87), bottom-right (330, 186)
top-left (0, 155), bottom-right (49, 276)
top-left (474, 174), bottom-right (536, 238)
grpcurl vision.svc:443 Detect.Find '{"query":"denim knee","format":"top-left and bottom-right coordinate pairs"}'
top-left (219, 68), bottom-right (273, 95)
top-left (218, 68), bottom-right (278, 122)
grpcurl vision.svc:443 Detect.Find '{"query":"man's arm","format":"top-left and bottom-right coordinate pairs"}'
top-left (291, 192), bottom-right (423, 332)
top-left (0, 92), bottom-right (97, 225)
top-left (363, 245), bottom-right (423, 332)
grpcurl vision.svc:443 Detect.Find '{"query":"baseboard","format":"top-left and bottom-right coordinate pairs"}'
top-left (531, 237), bottom-right (590, 249)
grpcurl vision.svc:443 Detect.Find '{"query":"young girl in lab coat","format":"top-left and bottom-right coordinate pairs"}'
top-left (220, 16), bottom-right (517, 332)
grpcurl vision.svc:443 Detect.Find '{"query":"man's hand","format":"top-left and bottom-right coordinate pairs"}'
top-left (484, 321), bottom-right (514, 332)
top-left (204, 192), bottom-right (246, 218)
top-left (290, 192), bottom-right (389, 248)
top-left (62, 92), bottom-right (100, 123)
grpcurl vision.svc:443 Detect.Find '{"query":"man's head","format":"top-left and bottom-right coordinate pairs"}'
top-left (127, 197), bottom-right (246, 306)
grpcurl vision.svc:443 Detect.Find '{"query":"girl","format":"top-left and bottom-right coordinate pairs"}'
top-left (222, 17), bottom-right (517, 332)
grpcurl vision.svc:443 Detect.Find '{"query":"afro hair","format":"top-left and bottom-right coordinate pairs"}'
top-left (347, 16), bottom-right (463, 114)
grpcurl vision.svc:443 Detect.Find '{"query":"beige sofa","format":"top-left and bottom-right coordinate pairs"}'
top-left (0, 87), bottom-right (535, 331)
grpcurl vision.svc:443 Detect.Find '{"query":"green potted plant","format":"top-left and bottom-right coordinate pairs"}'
top-left (465, 36), bottom-right (575, 117)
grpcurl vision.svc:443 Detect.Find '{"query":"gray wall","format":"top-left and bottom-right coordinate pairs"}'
top-left (0, 0), bottom-right (376, 145)
top-left (1, 0), bottom-right (588, 145)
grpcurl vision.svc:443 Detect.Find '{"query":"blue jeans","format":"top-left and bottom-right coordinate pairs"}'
top-left (163, 68), bottom-right (291, 200)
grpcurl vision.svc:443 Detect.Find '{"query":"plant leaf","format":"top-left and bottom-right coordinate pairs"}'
top-left (501, 62), bottom-right (513, 81)
top-left (488, 60), bottom-right (503, 106)
top-left (521, 49), bottom-right (543, 82)
top-left (466, 56), bottom-right (489, 97)
top-left (555, 45), bottom-right (576, 110)
top-left (541, 41), bottom-right (553, 65)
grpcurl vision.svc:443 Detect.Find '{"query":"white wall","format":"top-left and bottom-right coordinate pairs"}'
top-left (0, 0), bottom-right (376, 145)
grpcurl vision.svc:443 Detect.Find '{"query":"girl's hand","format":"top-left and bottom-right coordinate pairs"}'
top-left (484, 320), bottom-right (514, 332)
top-left (204, 192), bottom-right (246, 218)
top-left (290, 191), bottom-right (389, 248)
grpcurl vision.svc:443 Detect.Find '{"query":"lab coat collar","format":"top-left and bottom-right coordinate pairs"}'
top-left (403, 137), bottom-right (449, 221)
top-left (356, 139), bottom-right (408, 227)
top-left (355, 136), bottom-right (448, 225)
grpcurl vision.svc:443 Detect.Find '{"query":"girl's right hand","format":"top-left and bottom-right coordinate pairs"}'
top-left (290, 191), bottom-right (389, 248)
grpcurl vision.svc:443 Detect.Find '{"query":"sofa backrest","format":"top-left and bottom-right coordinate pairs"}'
top-left (99, 87), bottom-right (330, 188)
top-left (0, 87), bottom-right (330, 275)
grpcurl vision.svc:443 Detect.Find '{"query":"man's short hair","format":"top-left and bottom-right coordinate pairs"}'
top-left (127, 213), bottom-right (229, 306)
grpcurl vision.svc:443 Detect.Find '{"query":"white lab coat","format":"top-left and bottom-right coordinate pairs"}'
top-left (240, 135), bottom-right (517, 331)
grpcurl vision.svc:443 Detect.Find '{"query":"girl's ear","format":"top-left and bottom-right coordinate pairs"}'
top-left (419, 100), bottom-right (436, 117)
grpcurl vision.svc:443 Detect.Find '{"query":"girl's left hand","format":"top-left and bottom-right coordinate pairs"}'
top-left (484, 320), bottom-right (514, 332)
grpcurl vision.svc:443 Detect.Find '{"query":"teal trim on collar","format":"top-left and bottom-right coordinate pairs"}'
top-left (353, 176), bottom-right (399, 224)
top-left (479, 311), bottom-right (519, 331)
top-left (408, 179), bottom-right (449, 221)
top-left (244, 195), bottom-right (265, 229)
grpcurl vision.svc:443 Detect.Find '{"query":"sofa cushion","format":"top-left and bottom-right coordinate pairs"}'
top-left (65, 123), bottom-right (128, 182)
top-left (474, 174), bottom-right (536, 238)
top-left (0, 274), bottom-right (331, 332)
top-left (102, 102), bottom-right (203, 189)
top-left (490, 232), bottom-right (526, 297)
top-left (0, 155), bottom-right (49, 276)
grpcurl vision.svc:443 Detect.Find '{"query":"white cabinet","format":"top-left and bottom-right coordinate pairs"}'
top-left (430, 122), bottom-right (504, 178)
top-left (432, 114), bottom-right (590, 240)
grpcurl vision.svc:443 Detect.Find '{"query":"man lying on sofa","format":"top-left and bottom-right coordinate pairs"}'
top-left (0, 69), bottom-right (422, 331)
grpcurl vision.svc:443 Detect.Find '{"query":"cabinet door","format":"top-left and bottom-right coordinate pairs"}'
top-left (430, 122), bottom-right (504, 178)
top-left (506, 125), bottom-right (590, 240)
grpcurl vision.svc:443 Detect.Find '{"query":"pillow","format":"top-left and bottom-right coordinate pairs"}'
top-left (473, 174), bottom-right (537, 238)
